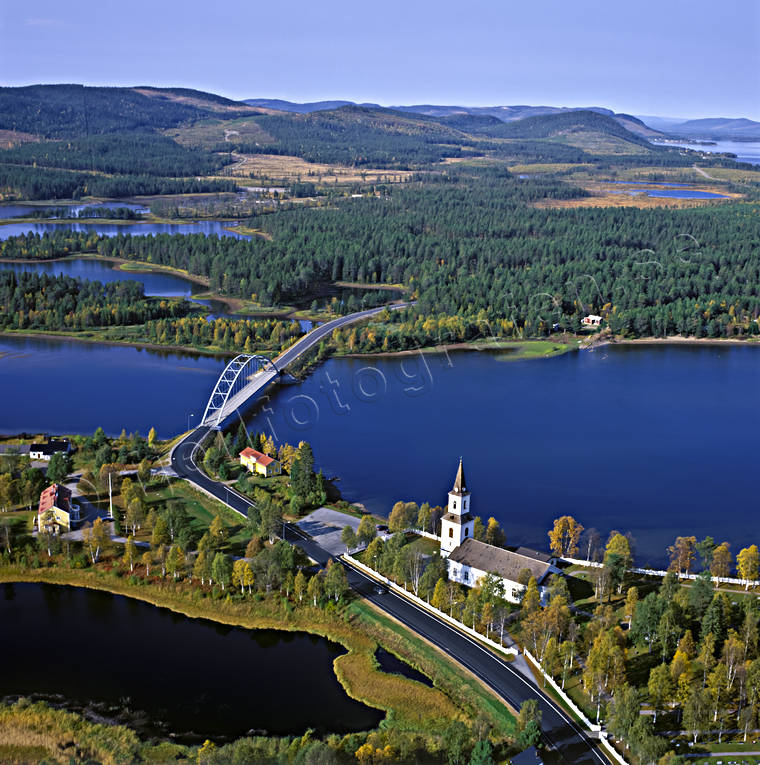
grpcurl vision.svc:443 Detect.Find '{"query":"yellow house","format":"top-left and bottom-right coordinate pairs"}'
top-left (38, 484), bottom-right (80, 533)
top-left (240, 447), bottom-right (281, 478)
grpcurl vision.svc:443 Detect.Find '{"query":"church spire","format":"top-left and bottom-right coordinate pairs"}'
top-left (452, 457), bottom-right (468, 495)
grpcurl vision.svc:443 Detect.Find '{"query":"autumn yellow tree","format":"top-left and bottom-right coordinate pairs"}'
top-left (711, 542), bottom-right (732, 580)
top-left (668, 536), bottom-right (697, 576)
top-left (737, 545), bottom-right (760, 589)
top-left (605, 531), bottom-right (633, 568)
top-left (548, 515), bottom-right (584, 558)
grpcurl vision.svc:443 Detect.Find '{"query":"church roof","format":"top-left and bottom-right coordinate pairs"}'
top-left (449, 538), bottom-right (552, 584)
top-left (451, 458), bottom-right (468, 495)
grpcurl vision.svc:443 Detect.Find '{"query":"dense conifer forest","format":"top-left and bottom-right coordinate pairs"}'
top-left (0, 272), bottom-right (191, 330)
top-left (2, 166), bottom-right (758, 339)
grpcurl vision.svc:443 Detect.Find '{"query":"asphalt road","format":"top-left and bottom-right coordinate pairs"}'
top-left (171, 434), bottom-right (604, 764)
top-left (170, 306), bottom-right (606, 764)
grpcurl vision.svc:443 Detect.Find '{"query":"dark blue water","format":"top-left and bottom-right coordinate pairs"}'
top-left (0, 220), bottom-right (250, 240)
top-left (0, 202), bottom-right (148, 219)
top-left (2, 337), bottom-right (759, 563)
top-left (0, 257), bottom-right (199, 297)
top-left (240, 345), bottom-right (760, 566)
top-left (0, 582), bottom-right (382, 739)
top-left (0, 334), bottom-right (225, 438)
top-left (630, 188), bottom-right (728, 199)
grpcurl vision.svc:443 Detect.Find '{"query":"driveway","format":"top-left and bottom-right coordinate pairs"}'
top-left (295, 507), bottom-right (363, 557)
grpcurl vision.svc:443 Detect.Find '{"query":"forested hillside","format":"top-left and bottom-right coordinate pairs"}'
top-left (238, 107), bottom-right (477, 167)
top-left (0, 85), bottom-right (253, 137)
top-left (0, 164), bottom-right (235, 200)
top-left (1, 134), bottom-right (230, 176)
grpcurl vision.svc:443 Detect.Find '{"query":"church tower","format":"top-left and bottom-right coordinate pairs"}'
top-left (440, 458), bottom-right (475, 556)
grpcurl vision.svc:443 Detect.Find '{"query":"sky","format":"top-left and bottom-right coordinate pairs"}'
top-left (1, 0), bottom-right (758, 120)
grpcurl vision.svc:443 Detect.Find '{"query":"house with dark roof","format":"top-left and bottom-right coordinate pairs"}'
top-left (37, 483), bottom-right (80, 533)
top-left (240, 447), bottom-right (281, 477)
top-left (29, 439), bottom-right (71, 461)
top-left (510, 746), bottom-right (544, 765)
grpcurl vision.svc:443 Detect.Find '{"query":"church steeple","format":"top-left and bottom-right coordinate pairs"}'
top-left (451, 457), bottom-right (468, 496)
top-left (440, 457), bottom-right (474, 556)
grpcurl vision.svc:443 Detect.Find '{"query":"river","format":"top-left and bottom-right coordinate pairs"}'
top-left (2, 334), bottom-right (759, 565)
top-left (0, 582), bottom-right (382, 740)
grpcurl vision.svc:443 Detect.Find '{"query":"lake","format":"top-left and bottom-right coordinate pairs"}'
top-left (0, 582), bottom-right (382, 740)
top-left (0, 201), bottom-right (149, 219)
top-left (628, 188), bottom-right (728, 199)
top-left (2, 334), bottom-right (760, 564)
top-left (0, 257), bottom-right (200, 297)
top-left (651, 139), bottom-right (760, 166)
top-left (0, 219), bottom-right (250, 240)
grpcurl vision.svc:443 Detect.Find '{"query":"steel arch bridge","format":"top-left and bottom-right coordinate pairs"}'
top-left (201, 354), bottom-right (279, 427)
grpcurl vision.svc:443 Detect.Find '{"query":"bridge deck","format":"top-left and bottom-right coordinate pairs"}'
top-left (202, 367), bottom-right (279, 426)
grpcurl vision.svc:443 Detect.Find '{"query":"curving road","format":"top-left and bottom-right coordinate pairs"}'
top-left (170, 305), bottom-right (606, 764)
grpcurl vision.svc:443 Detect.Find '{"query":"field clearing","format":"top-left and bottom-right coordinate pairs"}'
top-left (548, 132), bottom-right (650, 155)
top-left (700, 165), bottom-right (760, 183)
top-left (535, 180), bottom-right (743, 209)
top-left (508, 162), bottom-right (593, 174)
top-left (0, 129), bottom-right (40, 149)
top-left (217, 152), bottom-right (415, 184)
top-left (165, 117), bottom-right (274, 149)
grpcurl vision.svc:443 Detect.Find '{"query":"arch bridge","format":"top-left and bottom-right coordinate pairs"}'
top-left (201, 354), bottom-right (279, 427)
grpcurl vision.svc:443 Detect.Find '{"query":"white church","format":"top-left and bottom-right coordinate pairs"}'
top-left (439, 459), bottom-right (557, 604)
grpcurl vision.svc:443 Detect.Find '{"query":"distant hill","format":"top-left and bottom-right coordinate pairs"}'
top-left (670, 117), bottom-right (760, 140)
top-left (635, 114), bottom-right (760, 140)
top-left (0, 85), bottom-right (256, 138)
top-left (244, 98), bottom-right (373, 113)
top-left (245, 98), bottom-right (663, 138)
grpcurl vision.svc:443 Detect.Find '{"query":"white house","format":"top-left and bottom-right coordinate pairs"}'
top-left (29, 439), bottom-right (71, 461)
top-left (581, 314), bottom-right (602, 327)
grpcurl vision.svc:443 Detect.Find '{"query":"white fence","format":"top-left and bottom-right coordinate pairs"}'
top-left (522, 647), bottom-right (600, 733)
top-left (562, 557), bottom-right (760, 589)
top-left (347, 552), bottom-right (630, 764)
top-left (522, 648), bottom-right (630, 765)
top-left (410, 528), bottom-right (440, 541)
top-left (342, 553), bottom-right (518, 657)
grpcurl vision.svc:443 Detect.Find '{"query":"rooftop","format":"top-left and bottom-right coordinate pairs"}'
top-left (450, 457), bottom-right (468, 496)
top-left (30, 440), bottom-right (70, 456)
top-left (240, 447), bottom-right (276, 467)
top-left (38, 483), bottom-right (72, 515)
top-left (449, 538), bottom-right (552, 584)
top-left (513, 546), bottom-right (553, 564)
top-left (442, 512), bottom-right (474, 525)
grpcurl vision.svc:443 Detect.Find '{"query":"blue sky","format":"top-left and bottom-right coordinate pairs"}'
top-left (1, 0), bottom-right (758, 119)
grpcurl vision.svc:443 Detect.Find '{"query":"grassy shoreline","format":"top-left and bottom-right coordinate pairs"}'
top-left (0, 567), bottom-right (512, 736)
